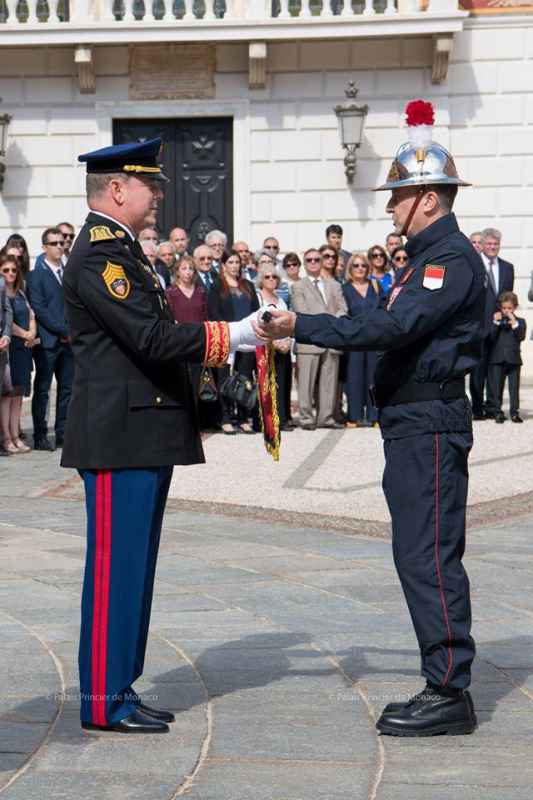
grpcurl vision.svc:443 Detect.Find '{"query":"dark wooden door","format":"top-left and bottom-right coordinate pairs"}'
top-left (113, 117), bottom-right (233, 247)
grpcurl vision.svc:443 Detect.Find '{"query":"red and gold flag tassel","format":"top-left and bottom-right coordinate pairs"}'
top-left (255, 343), bottom-right (280, 461)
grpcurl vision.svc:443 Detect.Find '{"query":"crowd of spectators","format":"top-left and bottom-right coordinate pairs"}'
top-left (0, 221), bottom-right (527, 455)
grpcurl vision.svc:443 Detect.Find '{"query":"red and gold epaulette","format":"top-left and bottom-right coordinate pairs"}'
top-left (203, 321), bottom-right (230, 367)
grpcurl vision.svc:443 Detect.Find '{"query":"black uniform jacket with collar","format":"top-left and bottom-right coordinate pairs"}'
top-left (61, 212), bottom-right (208, 470)
top-left (294, 214), bottom-right (487, 439)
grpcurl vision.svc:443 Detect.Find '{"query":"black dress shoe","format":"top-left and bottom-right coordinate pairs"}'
top-left (280, 424), bottom-right (294, 432)
top-left (300, 424), bottom-right (316, 430)
top-left (320, 422), bottom-right (345, 429)
top-left (33, 437), bottom-right (55, 451)
top-left (472, 411), bottom-right (487, 421)
top-left (511, 414), bottom-right (523, 423)
top-left (495, 412), bottom-right (506, 424)
top-left (376, 685), bottom-right (476, 737)
top-left (137, 702), bottom-right (175, 723)
top-left (82, 709), bottom-right (169, 734)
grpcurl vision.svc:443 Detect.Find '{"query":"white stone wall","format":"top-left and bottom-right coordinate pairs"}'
top-left (0, 24), bottom-right (532, 374)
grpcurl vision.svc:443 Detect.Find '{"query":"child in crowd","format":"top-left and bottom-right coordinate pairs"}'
top-left (488, 291), bottom-right (526, 423)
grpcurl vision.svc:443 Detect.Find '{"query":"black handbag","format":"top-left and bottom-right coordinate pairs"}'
top-left (198, 367), bottom-right (218, 403)
top-left (219, 372), bottom-right (258, 412)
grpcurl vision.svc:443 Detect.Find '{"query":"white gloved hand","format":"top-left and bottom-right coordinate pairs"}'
top-left (228, 311), bottom-right (266, 351)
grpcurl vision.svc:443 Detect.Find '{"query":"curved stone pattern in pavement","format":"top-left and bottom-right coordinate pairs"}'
top-left (2, 393), bottom-right (533, 799)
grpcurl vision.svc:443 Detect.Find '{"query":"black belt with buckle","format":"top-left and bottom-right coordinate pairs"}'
top-left (370, 378), bottom-right (466, 409)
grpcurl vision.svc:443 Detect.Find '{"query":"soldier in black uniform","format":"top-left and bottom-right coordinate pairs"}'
top-left (257, 115), bottom-right (485, 736)
top-left (62, 138), bottom-right (262, 734)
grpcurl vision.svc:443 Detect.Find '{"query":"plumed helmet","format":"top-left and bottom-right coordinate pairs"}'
top-left (374, 100), bottom-right (470, 192)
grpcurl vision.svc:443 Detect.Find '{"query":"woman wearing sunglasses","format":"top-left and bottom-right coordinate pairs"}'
top-left (342, 253), bottom-right (384, 428)
top-left (367, 244), bottom-right (393, 295)
top-left (0, 254), bottom-right (36, 454)
top-left (319, 244), bottom-right (339, 282)
top-left (391, 246), bottom-right (410, 276)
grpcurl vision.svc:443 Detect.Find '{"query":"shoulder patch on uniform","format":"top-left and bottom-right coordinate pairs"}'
top-left (89, 225), bottom-right (116, 243)
top-left (102, 261), bottom-right (131, 300)
top-left (422, 264), bottom-right (446, 291)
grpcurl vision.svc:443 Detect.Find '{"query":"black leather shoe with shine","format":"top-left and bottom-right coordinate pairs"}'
top-left (82, 709), bottom-right (169, 734)
top-left (376, 685), bottom-right (476, 737)
top-left (137, 702), bottom-right (175, 723)
top-left (511, 414), bottom-right (523, 423)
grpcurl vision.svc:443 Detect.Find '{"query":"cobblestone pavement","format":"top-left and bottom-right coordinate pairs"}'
top-left (1, 394), bottom-right (533, 799)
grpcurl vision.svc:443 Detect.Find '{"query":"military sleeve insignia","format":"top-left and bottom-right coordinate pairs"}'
top-left (89, 225), bottom-right (116, 243)
top-left (422, 265), bottom-right (446, 291)
top-left (204, 321), bottom-right (230, 367)
top-left (102, 261), bottom-right (131, 300)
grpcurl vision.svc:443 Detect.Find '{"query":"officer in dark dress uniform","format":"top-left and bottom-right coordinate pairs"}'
top-left (62, 138), bottom-right (262, 734)
top-left (257, 108), bottom-right (485, 737)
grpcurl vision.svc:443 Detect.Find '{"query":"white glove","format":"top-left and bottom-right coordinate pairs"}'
top-left (228, 311), bottom-right (265, 351)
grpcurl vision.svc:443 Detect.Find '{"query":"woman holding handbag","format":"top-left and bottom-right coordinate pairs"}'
top-left (208, 250), bottom-right (259, 435)
top-left (0, 254), bottom-right (36, 453)
top-left (165, 256), bottom-right (220, 429)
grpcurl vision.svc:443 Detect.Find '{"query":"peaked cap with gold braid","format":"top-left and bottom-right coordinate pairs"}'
top-left (78, 137), bottom-right (169, 183)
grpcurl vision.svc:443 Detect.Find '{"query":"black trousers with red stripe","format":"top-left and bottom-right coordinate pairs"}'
top-left (382, 431), bottom-right (475, 690)
top-left (78, 466), bottom-right (173, 725)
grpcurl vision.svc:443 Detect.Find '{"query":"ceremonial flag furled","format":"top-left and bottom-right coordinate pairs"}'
top-left (255, 344), bottom-right (280, 461)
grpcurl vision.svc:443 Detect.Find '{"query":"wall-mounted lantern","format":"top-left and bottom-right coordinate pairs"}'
top-left (334, 82), bottom-right (368, 184)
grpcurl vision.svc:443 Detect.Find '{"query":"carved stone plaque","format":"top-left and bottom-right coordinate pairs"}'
top-left (129, 44), bottom-right (215, 101)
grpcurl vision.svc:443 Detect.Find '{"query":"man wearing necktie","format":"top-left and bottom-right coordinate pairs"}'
top-left (26, 227), bottom-right (74, 451)
top-left (193, 244), bottom-right (219, 291)
top-left (469, 227), bottom-right (514, 419)
top-left (291, 248), bottom-right (347, 430)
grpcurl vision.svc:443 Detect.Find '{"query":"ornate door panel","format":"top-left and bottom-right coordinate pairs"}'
top-left (113, 117), bottom-right (233, 247)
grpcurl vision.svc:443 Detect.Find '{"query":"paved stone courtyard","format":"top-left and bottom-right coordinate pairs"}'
top-left (1, 390), bottom-right (533, 799)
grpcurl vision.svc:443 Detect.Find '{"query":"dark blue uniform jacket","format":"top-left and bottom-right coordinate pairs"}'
top-left (295, 214), bottom-right (486, 439)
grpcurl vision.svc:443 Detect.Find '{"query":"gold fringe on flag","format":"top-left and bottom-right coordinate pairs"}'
top-left (255, 343), bottom-right (281, 461)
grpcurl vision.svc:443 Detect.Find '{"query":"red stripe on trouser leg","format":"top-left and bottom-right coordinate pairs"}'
top-left (434, 434), bottom-right (454, 685)
top-left (91, 472), bottom-right (104, 724)
top-left (98, 472), bottom-right (112, 725)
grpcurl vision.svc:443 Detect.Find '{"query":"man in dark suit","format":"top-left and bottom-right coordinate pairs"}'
top-left (469, 227), bottom-right (514, 419)
top-left (27, 227), bottom-right (74, 450)
top-left (62, 138), bottom-right (261, 735)
top-left (193, 244), bottom-right (220, 290)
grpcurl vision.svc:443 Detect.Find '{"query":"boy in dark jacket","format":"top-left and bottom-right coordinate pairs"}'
top-left (488, 291), bottom-right (526, 423)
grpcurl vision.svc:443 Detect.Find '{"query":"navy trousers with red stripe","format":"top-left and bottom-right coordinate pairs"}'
top-left (78, 466), bottom-right (173, 725)
top-left (382, 432), bottom-right (475, 690)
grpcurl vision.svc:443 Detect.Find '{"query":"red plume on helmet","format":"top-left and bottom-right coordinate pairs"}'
top-left (404, 100), bottom-right (435, 127)
top-left (403, 100), bottom-right (435, 150)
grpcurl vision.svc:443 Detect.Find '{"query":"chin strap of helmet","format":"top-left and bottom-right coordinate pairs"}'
top-left (400, 186), bottom-right (426, 238)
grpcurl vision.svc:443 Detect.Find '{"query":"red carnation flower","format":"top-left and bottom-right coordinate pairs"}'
top-left (405, 100), bottom-right (435, 127)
